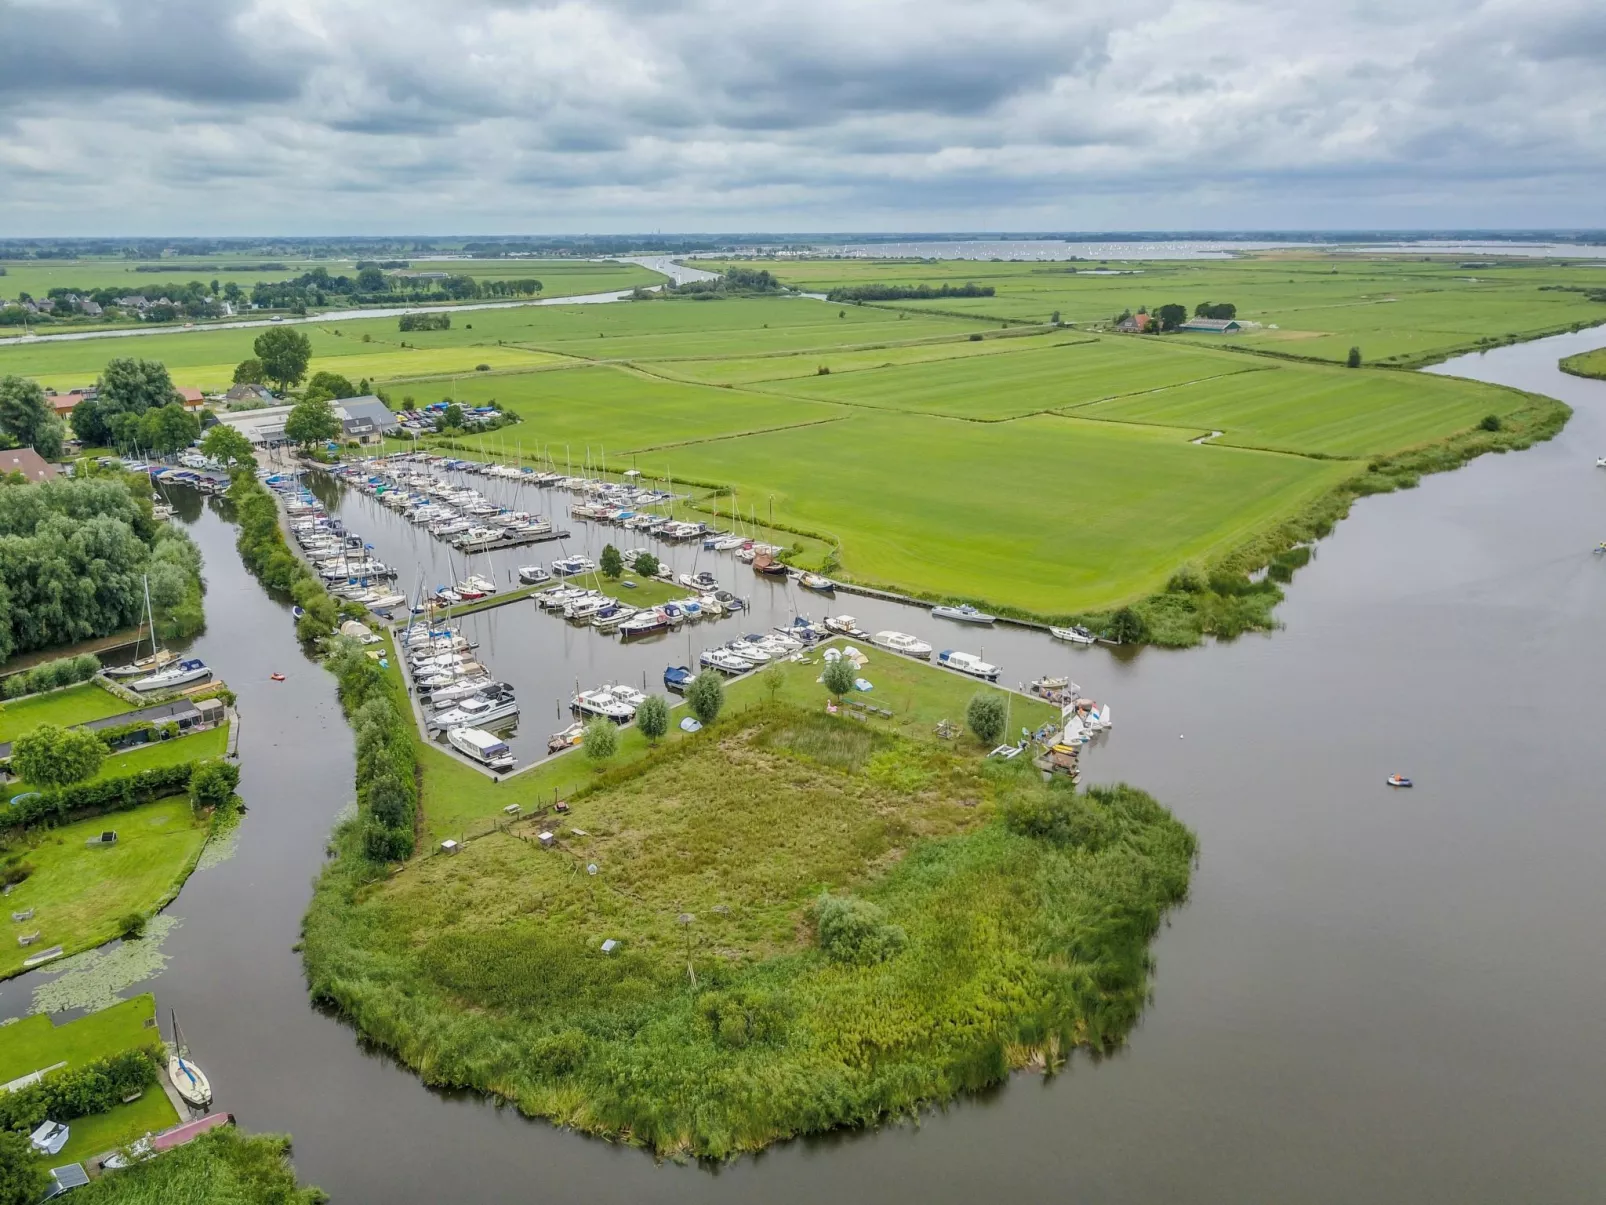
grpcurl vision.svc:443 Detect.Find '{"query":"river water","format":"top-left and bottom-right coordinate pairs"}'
top-left (4, 330), bottom-right (1605, 1202)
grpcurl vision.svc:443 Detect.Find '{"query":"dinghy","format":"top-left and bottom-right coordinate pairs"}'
top-left (1387, 774), bottom-right (1413, 788)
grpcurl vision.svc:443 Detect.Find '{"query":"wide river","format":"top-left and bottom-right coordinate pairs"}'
top-left (4, 330), bottom-right (1604, 1202)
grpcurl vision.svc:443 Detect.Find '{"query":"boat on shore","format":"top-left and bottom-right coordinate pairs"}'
top-left (938, 650), bottom-right (1000, 680)
top-left (448, 726), bottom-right (516, 772)
top-left (932, 603), bottom-right (995, 625)
top-left (872, 631), bottom-right (933, 659)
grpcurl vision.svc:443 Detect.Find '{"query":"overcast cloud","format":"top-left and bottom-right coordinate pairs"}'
top-left (0, 0), bottom-right (1602, 234)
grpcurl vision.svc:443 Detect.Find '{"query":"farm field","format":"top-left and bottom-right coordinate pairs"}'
top-left (665, 410), bottom-right (1357, 610)
top-left (1067, 359), bottom-right (1518, 456)
top-left (0, 797), bottom-right (211, 979)
top-left (431, 364), bottom-right (848, 455)
top-left (700, 254), bottom-right (1606, 366)
top-left (749, 336), bottom-right (1267, 420)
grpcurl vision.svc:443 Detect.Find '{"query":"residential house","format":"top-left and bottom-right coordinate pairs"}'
top-left (1, 448), bottom-right (58, 483)
top-left (224, 383), bottom-right (275, 405)
top-left (1115, 313), bottom-right (1152, 333)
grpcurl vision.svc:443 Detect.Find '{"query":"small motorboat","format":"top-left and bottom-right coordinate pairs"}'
top-left (1596, 456), bottom-right (1606, 468)
top-left (1050, 624), bottom-right (1097, 646)
top-left (799, 573), bottom-right (835, 593)
top-left (1386, 774), bottom-right (1413, 788)
top-left (270, 673), bottom-right (286, 682)
top-left (663, 665), bottom-right (695, 693)
top-left (937, 650), bottom-right (1000, 680)
top-left (932, 603), bottom-right (995, 625)
top-left (548, 721), bottom-right (584, 754)
top-left (291, 606), bottom-right (305, 618)
top-left (871, 631), bottom-right (933, 660)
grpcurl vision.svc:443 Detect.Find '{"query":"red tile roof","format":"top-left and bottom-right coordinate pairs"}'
top-left (1, 448), bottom-right (57, 482)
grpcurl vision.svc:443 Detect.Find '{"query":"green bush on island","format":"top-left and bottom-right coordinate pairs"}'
top-left (302, 704), bottom-right (1196, 1158)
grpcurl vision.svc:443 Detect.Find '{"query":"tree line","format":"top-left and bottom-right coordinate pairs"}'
top-left (250, 268), bottom-right (542, 312)
top-left (825, 282), bottom-right (996, 302)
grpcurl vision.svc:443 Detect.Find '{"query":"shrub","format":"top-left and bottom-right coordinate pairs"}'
top-left (1347, 346), bottom-right (1362, 368)
top-left (119, 911), bottom-right (147, 939)
top-left (1106, 606), bottom-right (1149, 644)
top-left (1480, 413), bottom-right (1502, 431)
top-left (686, 671), bottom-right (724, 725)
top-left (812, 893), bottom-right (906, 965)
top-left (699, 987), bottom-right (789, 1048)
top-left (189, 759), bottom-right (241, 811)
top-left (822, 656), bottom-right (856, 699)
top-left (531, 1028), bottom-right (587, 1077)
top-left (966, 692), bottom-right (1007, 746)
top-left (6, 762), bottom-right (196, 830)
top-left (633, 552), bottom-right (660, 577)
top-left (1004, 786), bottom-right (1112, 849)
top-left (583, 718), bottom-right (618, 763)
top-left (968, 332), bottom-right (983, 341)
top-left (0, 1048), bottom-right (158, 1132)
top-left (1166, 563), bottom-right (1206, 594)
top-left (635, 695), bottom-right (669, 744)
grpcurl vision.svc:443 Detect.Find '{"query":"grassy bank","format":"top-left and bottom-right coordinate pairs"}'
top-left (69, 1126), bottom-right (326, 1204)
top-left (0, 798), bottom-right (211, 979)
top-left (303, 700), bottom-right (1192, 1158)
top-left (1559, 346), bottom-right (1606, 379)
top-left (7, 725), bottom-right (227, 794)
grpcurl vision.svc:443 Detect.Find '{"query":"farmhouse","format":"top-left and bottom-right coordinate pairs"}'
top-left (1115, 313), bottom-right (1151, 332)
top-left (224, 383), bottom-right (275, 405)
top-left (1179, 317), bottom-right (1242, 334)
top-left (1, 448), bottom-right (58, 483)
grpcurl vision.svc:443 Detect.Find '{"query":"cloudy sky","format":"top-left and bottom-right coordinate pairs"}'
top-left (1, 0), bottom-right (1602, 235)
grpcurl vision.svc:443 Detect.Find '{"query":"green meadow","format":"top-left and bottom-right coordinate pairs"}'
top-left (0, 683), bottom-right (135, 743)
top-left (702, 253), bottom-right (1606, 366)
top-left (0, 798), bottom-right (211, 979)
top-left (1561, 346), bottom-right (1606, 379)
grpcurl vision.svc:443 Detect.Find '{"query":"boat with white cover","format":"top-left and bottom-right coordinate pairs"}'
top-left (932, 603), bottom-right (995, 625)
top-left (937, 650), bottom-right (1000, 680)
top-left (872, 631), bottom-right (933, 659)
top-left (132, 658), bottom-right (211, 692)
top-left (448, 726), bottom-right (516, 771)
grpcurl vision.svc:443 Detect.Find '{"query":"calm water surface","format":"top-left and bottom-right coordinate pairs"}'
top-left (5, 331), bottom-right (1605, 1202)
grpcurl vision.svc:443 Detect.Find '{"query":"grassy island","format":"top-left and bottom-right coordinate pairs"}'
top-left (1560, 346), bottom-right (1606, 380)
top-left (304, 699), bottom-right (1194, 1158)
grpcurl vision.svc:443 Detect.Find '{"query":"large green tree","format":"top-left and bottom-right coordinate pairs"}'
top-left (201, 423), bottom-right (257, 468)
top-left (283, 396), bottom-right (340, 447)
top-left (687, 671), bottom-right (724, 725)
top-left (0, 374), bottom-right (64, 459)
top-left (303, 370), bottom-right (358, 403)
top-left (253, 327), bottom-right (313, 391)
top-left (10, 722), bottom-right (106, 789)
top-left (138, 403), bottom-right (201, 454)
top-left (233, 357), bottom-right (266, 385)
top-left (98, 357), bottom-right (179, 414)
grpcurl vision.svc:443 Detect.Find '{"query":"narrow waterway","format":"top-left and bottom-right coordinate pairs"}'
top-left (4, 330), bottom-right (1605, 1202)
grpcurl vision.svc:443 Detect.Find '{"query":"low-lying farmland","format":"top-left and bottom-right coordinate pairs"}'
top-left (1069, 360), bottom-right (1519, 456)
top-left (751, 336), bottom-right (1266, 420)
top-left (664, 410), bottom-right (1356, 610)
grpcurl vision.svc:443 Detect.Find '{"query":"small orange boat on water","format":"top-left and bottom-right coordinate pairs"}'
top-left (270, 673), bottom-right (286, 682)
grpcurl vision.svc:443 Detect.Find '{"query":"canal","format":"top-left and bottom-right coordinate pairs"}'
top-left (4, 329), bottom-right (1604, 1202)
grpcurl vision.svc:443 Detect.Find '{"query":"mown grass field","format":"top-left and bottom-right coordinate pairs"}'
top-left (305, 701), bottom-right (1195, 1157)
top-left (0, 798), bottom-right (210, 978)
top-left (752, 336), bottom-right (1265, 420)
top-left (0, 683), bottom-right (135, 743)
top-left (664, 410), bottom-right (1358, 610)
top-left (699, 253), bottom-right (1606, 366)
top-left (0, 994), bottom-right (179, 1164)
top-left (9, 725), bottom-right (228, 794)
top-left (1067, 358), bottom-right (1515, 456)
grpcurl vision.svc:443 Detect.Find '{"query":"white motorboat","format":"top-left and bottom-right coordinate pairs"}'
top-left (1050, 624), bottom-right (1098, 646)
top-left (724, 640), bottom-right (770, 664)
top-left (448, 726), bottom-right (516, 771)
top-left (1597, 456), bottom-right (1606, 468)
top-left (131, 658), bottom-right (211, 692)
top-left (564, 595), bottom-right (607, 620)
top-left (427, 678), bottom-right (504, 707)
top-left (938, 650), bottom-right (1000, 680)
top-left (872, 631), bottom-right (933, 659)
top-left (932, 603), bottom-right (996, 625)
top-left (572, 688), bottom-right (635, 722)
top-left (824, 615), bottom-right (868, 637)
top-left (700, 647), bottom-right (752, 674)
top-left (552, 555), bottom-right (596, 577)
top-left (428, 694), bottom-right (520, 730)
top-left (518, 565), bottom-right (552, 585)
top-left (608, 685), bottom-right (648, 709)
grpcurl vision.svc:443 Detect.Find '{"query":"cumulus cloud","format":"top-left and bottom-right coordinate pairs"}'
top-left (0, 0), bottom-right (1601, 233)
